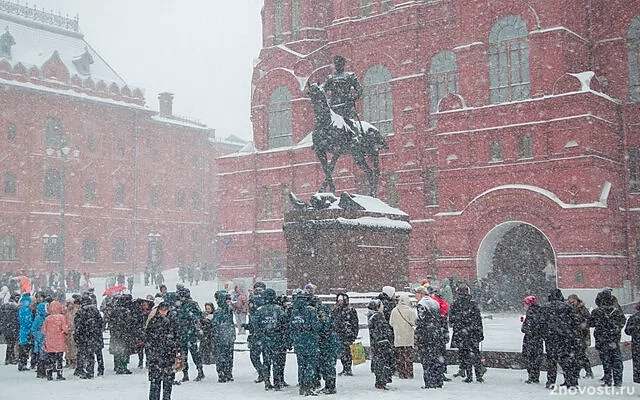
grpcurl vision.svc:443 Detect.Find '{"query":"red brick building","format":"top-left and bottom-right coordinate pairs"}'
top-left (0, 2), bottom-right (242, 285)
top-left (217, 0), bottom-right (640, 303)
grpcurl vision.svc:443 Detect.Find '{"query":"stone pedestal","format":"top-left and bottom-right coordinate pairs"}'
top-left (284, 193), bottom-right (412, 292)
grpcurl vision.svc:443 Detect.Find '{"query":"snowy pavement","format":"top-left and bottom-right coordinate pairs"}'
top-left (0, 348), bottom-right (637, 399)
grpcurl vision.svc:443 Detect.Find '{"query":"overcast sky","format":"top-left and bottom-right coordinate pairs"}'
top-left (32, 0), bottom-right (264, 141)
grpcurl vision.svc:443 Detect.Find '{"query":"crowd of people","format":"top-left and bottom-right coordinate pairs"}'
top-left (0, 276), bottom-right (638, 398)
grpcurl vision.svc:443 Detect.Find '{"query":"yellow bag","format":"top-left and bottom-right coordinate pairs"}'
top-left (349, 342), bottom-right (366, 365)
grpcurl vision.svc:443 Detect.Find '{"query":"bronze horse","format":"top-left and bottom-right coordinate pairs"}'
top-left (307, 82), bottom-right (388, 197)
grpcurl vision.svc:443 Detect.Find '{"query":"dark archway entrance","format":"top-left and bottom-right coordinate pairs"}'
top-left (477, 222), bottom-right (557, 311)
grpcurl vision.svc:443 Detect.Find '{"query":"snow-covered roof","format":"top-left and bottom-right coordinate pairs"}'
top-left (0, 9), bottom-right (127, 87)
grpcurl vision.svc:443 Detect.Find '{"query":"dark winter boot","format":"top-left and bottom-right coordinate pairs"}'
top-left (46, 369), bottom-right (53, 381)
top-left (463, 367), bottom-right (473, 383)
top-left (181, 370), bottom-right (189, 382)
top-left (264, 379), bottom-right (274, 390)
top-left (194, 367), bottom-right (205, 382)
top-left (320, 379), bottom-right (337, 394)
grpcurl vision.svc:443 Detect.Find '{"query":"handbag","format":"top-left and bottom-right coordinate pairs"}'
top-left (349, 341), bottom-right (366, 366)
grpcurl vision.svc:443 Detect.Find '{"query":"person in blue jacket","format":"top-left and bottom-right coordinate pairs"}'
top-left (31, 302), bottom-right (49, 378)
top-left (213, 290), bottom-right (236, 383)
top-left (289, 290), bottom-right (321, 396)
top-left (17, 293), bottom-right (34, 371)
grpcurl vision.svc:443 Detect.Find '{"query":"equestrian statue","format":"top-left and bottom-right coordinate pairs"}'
top-left (308, 55), bottom-right (388, 198)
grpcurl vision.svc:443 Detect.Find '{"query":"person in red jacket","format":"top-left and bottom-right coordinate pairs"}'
top-left (42, 300), bottom-right (69, 381)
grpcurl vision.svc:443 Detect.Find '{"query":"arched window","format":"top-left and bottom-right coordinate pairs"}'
top-left (268, 87), bottom-right (293, 148)
top-left (629, 16), bottom-right (640, 101)
top-left (112, 238), bottom-right (127, 263)
top-left (82, 237), bottom-right (98, 263)
top-left (44, 117), bottom-right (63, 148)
top-left (4, 171), bottom-right (16, 195)
top-left (0, 234), bottom-right (17, 261)
top-left (429, 51), bottom-right (459, 113)
top-left (488, 15), bottom-right (530, 104)
top-left (44, 168), bottom-right (61, 200)
top-left (363, 65), bottom-right (394, 135)
top-left (274, 0), bottom-right (284, 44)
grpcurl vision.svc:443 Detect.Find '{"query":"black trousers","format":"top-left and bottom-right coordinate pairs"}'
top-left (46, 352), bottom-right (64, 378)
top-left (17, 343), bottom-right (32, 370)
top-left (149, 378), bottom-right (173, 400)
top-left (338, 341), bottom-right (353, 373)
top-left (4, 336), bottom-right (17, 364)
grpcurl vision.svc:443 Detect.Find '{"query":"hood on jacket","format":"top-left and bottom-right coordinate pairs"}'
top-left (293, 291), bottom-right (310, 309)
top-left (548, 288), bottom-right (564, 302)
top-left (397, 293), bottom-right (411, 307)
top-left (48, 300), bottom-right (65, 315)
top-left (36, 302), bottom-right (48, 318)
top-left (263, 288), bottom-right (276, 304)
top-left (215, 290), bottom-right (230, 307)
top-left (595, 289), bottom-right (614, 307)
top-left (20, 294), bottom-right (32, 308)
top-left (335, 292), bottom-right (349, 305)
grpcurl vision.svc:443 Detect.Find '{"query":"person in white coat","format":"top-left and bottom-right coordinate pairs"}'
top-left (389, 293), bottom-right (416, 379)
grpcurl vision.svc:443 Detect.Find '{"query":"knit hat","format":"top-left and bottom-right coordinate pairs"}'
top-left (523, 296), bottom-right (536, 306)
top-left (382, 286), bottom-right (396, 298)
top-left (413, 286), bottom-right (428, 295)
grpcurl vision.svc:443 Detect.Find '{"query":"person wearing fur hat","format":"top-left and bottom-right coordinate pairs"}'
top-left (624, 301), bottom-right (640, 383)
top-left (567, 294), bottom-right (593, 379)
top-left (521, 295), bottom-right (544, 384)
top-left (213, 290), bottom-right (236, 383)
top-left (449, 284), bottom-right (485, 383)
top-left (368, 298), bottom-right (395, 390)
top-left (331, 292), bottom-right (359, 376)
top-left (589, 289), bottom-right (626, 387)
top-left (541, 288), bottom-right (580, 389)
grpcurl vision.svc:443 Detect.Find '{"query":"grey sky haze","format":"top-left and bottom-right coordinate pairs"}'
top-left (29, 0), bottom-right (264, 141)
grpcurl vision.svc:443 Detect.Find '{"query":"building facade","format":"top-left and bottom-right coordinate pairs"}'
top-left (0, 1), bottom-right (241, 285)
top-left (217, 0), bottom-right (640, 303)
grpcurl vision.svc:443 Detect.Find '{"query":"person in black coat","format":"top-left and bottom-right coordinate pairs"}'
top-left (109, 294), bottom-right (136, 374)
top-left (0, 293), bottom-right (20, 365)
top-left (331, 292), bottom-right (359, 376)
top-left (368, 299), bottom-right (395, 390)
top-left (590, 289), bottom-right (626, 387)
top-left (521, 295), bottom-right (544, 384)
top-left (414, 287), bottom-right (448, 389)
top-left (74, 294), bottom-right (105, 378)
top-left (624, 302), bottom-right (640, 384)
top-left (146, 302), bottom-right (180, 400)
top-left (449, 284), bottom-right (485, 383)
top-left (541, 288), bottom-right (580, 389)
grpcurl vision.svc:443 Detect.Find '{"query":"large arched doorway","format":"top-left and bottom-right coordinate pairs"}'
top-left (476, 222), bottom-right (557, 311)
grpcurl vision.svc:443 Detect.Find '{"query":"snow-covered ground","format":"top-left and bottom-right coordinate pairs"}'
top-left (0, 349), bottom-right (636, 399)
top-left (1, 269), bottom-right (635, 399)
